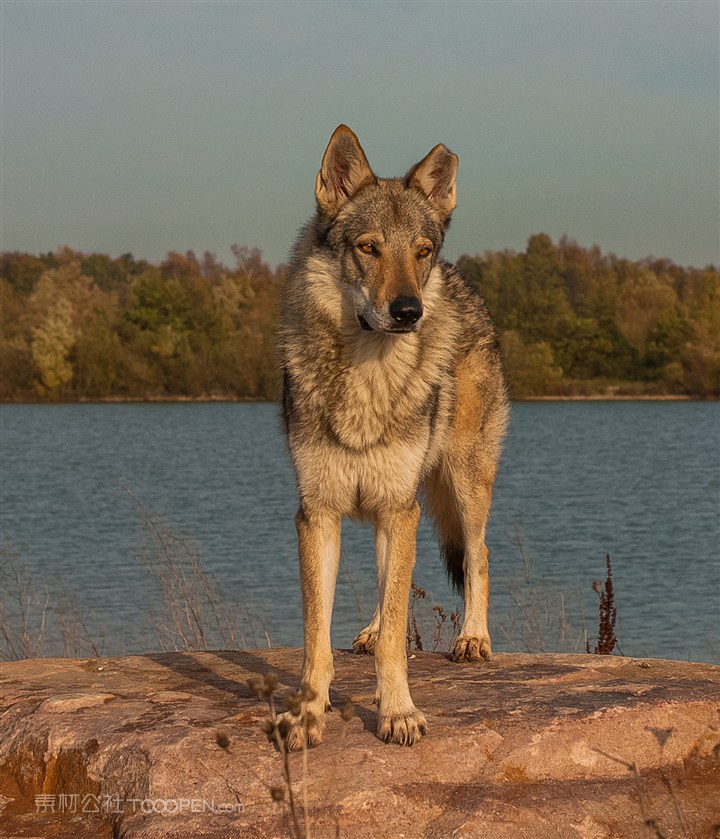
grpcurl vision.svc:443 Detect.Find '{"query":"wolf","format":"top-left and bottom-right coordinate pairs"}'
top-left (278, 125), bottom-right (509, 748)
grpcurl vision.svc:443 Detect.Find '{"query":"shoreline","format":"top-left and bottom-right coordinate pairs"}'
top-left (1, 393), bottom-right (715, 406)
top-left (516, 394), bottom-right (696, 402)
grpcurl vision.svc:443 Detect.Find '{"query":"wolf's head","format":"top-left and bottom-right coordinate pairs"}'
top-left (314, 125), bottom-right (458, 334)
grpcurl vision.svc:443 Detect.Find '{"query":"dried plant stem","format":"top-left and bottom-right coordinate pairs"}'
top-left (125, 487), bottom-right (267, 653)
top-left (407, 582), bottom-right (426, 651)
top-left (0, 547), bottom-right (102, 660)
top-left (302, 735), bottom-right (310, 839)
top-left (588, 554), bottom-right (619, 655)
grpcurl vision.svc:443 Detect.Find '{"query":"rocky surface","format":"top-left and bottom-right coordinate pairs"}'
top-left (0, 649), bottom-right (718, 838)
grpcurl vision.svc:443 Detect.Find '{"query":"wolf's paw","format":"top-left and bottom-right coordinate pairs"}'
top-left (452, 635), bottom-right (492, 662)
top-left (352, 626), bottom-right (378, 655)
top-left (274, 709), bottom-right (325, 751)
top-left (377, 708), bottom-right (427, 746)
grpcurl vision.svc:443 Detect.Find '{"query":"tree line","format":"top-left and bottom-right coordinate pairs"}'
top-left (1, 234), bottom-right (718, 401)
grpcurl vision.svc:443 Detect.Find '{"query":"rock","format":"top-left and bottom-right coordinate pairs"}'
top-left (40, 693), bottom-right (116, 714)
top-left (0, 650), bottom-right (718, 838)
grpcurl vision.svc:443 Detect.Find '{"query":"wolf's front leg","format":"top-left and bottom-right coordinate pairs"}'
top-left (374, 502), bottom-right (427, 745)
top-left (282, 506), bottom-right (340, 750)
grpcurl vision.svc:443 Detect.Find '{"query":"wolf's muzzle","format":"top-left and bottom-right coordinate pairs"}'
top-left (389, 296), bottom-right (423, 327)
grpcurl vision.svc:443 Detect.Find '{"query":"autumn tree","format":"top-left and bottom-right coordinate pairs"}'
top-left (1, 239), bottom-right (717, 401)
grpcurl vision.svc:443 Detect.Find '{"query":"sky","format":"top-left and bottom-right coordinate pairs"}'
top-left (1, 0), bottom-right (718, 269)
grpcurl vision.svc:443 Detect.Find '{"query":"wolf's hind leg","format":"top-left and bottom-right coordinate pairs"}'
top-left (452, 479), bottom-right (494, 662)
top-left (280, 506), bottom-right (340, 750)
top-left (353, 524), bottom-right (390, 655)
top-left (352, 605), bottom-right (379, 655)
top-left (425, 462), bottom-right (493, 662)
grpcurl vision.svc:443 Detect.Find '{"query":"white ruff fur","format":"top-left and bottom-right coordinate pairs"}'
top-left (289, 263), bottom-right (448, 516)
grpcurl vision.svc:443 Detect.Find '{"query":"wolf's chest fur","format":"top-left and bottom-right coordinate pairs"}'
top-left (334, 333), bottom-right (421, 443)
top-left (285, 324), bottom-right (452, 515)
top-left (307, 319), bottom-right (452, 451)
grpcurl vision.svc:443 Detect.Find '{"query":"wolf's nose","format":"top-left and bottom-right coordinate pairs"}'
top-left (389, 296), bottom-right (423, 325)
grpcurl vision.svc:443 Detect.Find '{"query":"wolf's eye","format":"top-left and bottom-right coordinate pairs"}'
top-left (418, 246), bottom-right (432, 258)
top-left (357, 242), bottom-right (375, 255)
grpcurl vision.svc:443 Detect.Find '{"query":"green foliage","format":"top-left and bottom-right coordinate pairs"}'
top-left (0, 245), bottom-right (276, 400)
top-left (0, 252), bottom-right (47, 295)
top-left (73, 307), bottom-right (124, 397)
top-left (461, 235), bottom-right (720, 398)
top-left (500, 331), bottom-right (563, 396)
top-left (554, 318), bottom-right (635, 381)
top-left (31, 297), bottom-right (76, 393)
top-left (0, 237), bottom-right (717, 401)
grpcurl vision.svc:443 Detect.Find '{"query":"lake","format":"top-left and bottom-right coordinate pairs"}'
top-left (0, 401), bottom-right (717, 663)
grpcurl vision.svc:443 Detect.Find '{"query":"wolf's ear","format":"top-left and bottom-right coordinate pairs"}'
top-left (405, 144), bottom-right (458, 219)
top-left (315, 125), bottom-right (376, 216)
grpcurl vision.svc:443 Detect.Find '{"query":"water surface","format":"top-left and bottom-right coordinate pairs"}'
top-left (0, 401), bottom-right (717, 661)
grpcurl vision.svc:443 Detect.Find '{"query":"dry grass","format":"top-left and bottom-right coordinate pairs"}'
top-left (247, 672), bottom-right (355, 839)
top-left (0, 546), bottom-right (52, 660)
top-left (405, 581), bottom-right (464, 654)
top-left (494, 519), bottom-right (588, 654)
top-left (0, 491), bottom-right (270, 660)
top-left (0, 546), bottom-right (103, 660)
top-left (127, 488), bottom-right (269, 652)
top-left (407, 526), bottom-right (621, 657)
top-left (2, 497), bottom-right (624, 663)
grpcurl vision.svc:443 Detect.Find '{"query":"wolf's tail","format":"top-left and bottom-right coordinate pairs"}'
top-left (441, 541), bottom-right (465, 594)
top-left (423, 474), bottom-right (466, 595)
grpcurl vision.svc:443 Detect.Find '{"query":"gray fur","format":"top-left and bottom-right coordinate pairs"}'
top-left (277, 126), bottom-right (509, 749)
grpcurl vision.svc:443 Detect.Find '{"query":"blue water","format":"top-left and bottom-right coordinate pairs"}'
top-left (0, 402), bottom-right (718, 662)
